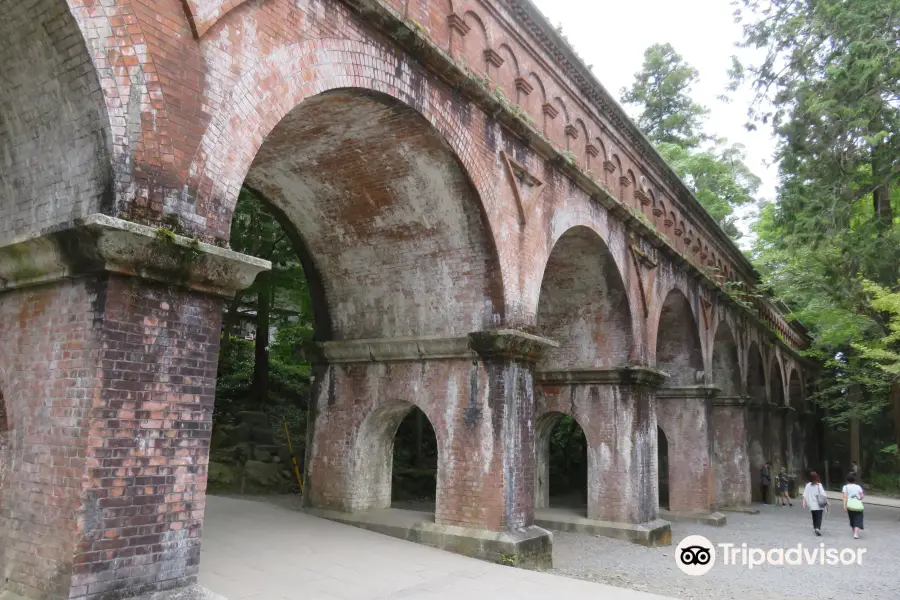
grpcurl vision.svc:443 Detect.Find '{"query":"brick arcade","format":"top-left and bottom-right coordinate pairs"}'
top-left (0, 0), bottom-right (815, 598)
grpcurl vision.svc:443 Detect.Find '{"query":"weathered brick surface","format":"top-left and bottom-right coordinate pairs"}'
top-left (537, 382), bottom-right (659, 524)
top-left (0, 0), bottom-right (818, 595)
top-left (0, 275), bottom-right (221, 599)
top-left (657, 395), bottom-right (715, 513)
top-left (0, 0), bottom-right (110, 245)
top-left (307, 354), bottom-right (537, 531)
top-left (712, 405), bottom-right (751, 507)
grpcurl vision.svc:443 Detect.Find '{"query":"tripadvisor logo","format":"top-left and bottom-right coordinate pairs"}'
top-left (675, 536), bottom-right (867, 575)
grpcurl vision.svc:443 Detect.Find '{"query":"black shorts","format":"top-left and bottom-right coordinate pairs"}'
top-left (847, 510), bottom-right (864, 530)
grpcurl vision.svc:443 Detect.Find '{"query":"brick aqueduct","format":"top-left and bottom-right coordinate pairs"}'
top-left (0, 0), bottom-right (817, 598)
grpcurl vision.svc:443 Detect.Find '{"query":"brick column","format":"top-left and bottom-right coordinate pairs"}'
top-left (0, 215), bottom-right (267, 600)
top-left (711, 396), bottom-right (752, 509)
top-left (304, 329), bottom-right (556, 568)
top-left (535, 367), bottom-right (671, 546)
top-left (656, 386), bottom-right (721, 520)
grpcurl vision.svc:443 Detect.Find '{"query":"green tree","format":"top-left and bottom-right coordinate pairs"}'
top-left (621, 43), bottom-right (708, 149)
top-left (623, 43), bottom-right (761, 239)
top-left (735, 0), bottom-right (900, 456)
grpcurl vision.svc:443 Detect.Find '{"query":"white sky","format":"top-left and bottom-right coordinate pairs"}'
top-left (531, 0), bottom-right (776, 244)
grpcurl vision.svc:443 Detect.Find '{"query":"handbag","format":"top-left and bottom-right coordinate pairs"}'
top-left (814, 484), bottom-right (829, 507)
top-left (846, 488), bottom-right (864, 512)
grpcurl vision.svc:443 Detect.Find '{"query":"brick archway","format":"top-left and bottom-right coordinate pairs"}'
top-left (186, 40), bottom-right (514, 318)
top-left (654, 289), bottom-right (703, 385)
top-left (536, 225), bottom-right (634, 370)
top-left (0, 0), bottom-right (111, 244)
top-left (533, 411), bottom-right (590, 511)
top-left (242, 88), bottom-right (504, 340)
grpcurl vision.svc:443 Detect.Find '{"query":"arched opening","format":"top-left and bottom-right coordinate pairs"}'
top-left (655, 290), bottom-right (703, 385)
top-left (536, 226), bottom-right (632, 370)
top-left (747, 343), bottom-right (769, 502)
top-left (788, 369), bottom-right (806, 483)
top-left (658, 426), bottom-right (669, 510)
top-left (0, 389), bottom-right (8, 506)
top-left (535, 413), bottom-right (588, 512)
top-left (711, 321), bottom-right (741, 396)
top-left (391, 406), bottom-right (439, 510)
top-left (208, 89), bottom-right (500, 524)
top-left (354, 401), bottom-right (440, 512)
top-left (769, 359), bottom-right (787, 482)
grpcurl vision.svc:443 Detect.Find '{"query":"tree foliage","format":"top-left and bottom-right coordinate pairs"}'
top-left (736, 0), bottom-right (900, 457)
top-left (622, 43), bottom-right (761, 239)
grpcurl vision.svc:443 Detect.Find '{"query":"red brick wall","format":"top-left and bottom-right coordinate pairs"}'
top-left (0, 275), bottom-right (222, 599)
top-left (306, 356), bottom-right (537, 531)
top-left (537, 382), bottom-right (659, 524)
top-left (712, 406), bottom-right (751, 507)
top-left (0, 278), bottom-right (100, 599)
top-left (657, 397), bottom-right (715, 513)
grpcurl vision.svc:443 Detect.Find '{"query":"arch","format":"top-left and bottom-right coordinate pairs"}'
top-left (657, 425), bottom-right (670, 509)
top-left (189, 42), bottom-right (512, 330)
top-left (0, 0), bottom-right (112, 243)
top-left (0, 385), bottom-right (8, 514)
top-left (789, 368), bottom-right (804, 412)
top-left (524, 71), bottom-right (547, 120)
top-left (747, 342), bottom-right (767, 403)
top-left (770, 356), bottom-right (786, 406)
top-left (462, 11), bottom-right (490, 73)
top-left (354, 400), bottom-right (442, 512)
top-left (244, 89), bottom-right (503, 340)
top-left (497, 43), bottom-right (519, 100)
top-left (534, 411), bottom-right (589, 511)
top-left (654, 289), bottom-right (703, 386)
top-left (711, 320), bottom-right (741, 396)
top-left (536, 226), bottom-right (634, 370)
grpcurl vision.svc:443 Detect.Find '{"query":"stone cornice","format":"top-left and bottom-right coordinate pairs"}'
top-left (536, 366), bottom-right (669, 388)
top-left (657, 385), bottom-right (722, 400)
top-left (320, 335), bottom-right (475, 363)
top-left (468, 329), bottom-right (558, 362)
top-left (318, 330), bottom-right (557, 364)
top-left (712, 395), bottom-right (750, 408)
top-left (0, 214), bottom-right (269, 298)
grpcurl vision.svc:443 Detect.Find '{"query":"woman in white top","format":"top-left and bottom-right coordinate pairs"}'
top-left (842, 473), bottom-right (865, 539)
top-left (801, 471), bottom-right (827, 536)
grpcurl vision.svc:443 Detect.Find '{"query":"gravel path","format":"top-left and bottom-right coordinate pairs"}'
top-left (551, 503), bottom-right (900, 600)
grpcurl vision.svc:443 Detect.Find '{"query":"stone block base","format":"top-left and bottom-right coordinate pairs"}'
top-left (0, 586), bottom-right (226, 600)
top-left (659, 510), bottom-right (727, 527)
top-left (718, 505), bottom-right (761, 515)
top-left (308, 508), bottom-right (553, 569)
top-left (534, 508), bottom-right (671, 547)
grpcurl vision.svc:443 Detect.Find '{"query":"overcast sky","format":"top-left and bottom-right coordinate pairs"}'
top-left (531, 0), bottom-right (775, 243)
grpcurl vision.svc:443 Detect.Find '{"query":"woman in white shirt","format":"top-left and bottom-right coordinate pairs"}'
top-left (842, 473), bottom-right (865, 539)
top-left (801, 471), bottom-right (827, 536)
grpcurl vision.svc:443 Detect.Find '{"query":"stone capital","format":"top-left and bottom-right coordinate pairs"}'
top-left (535, 365), bottom-right (668, 388)
top-left (467, 329), bottom-right (558, 362)
top-left (0, 214), bottom-right (269, 298)
top-left (656, 385), bottom-right (721, 400)
top-left (712, 395), bottom-right (750, 408)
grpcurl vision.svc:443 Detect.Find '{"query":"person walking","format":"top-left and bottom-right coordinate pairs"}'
top-left (760, 462), bottom-right (772, 505)
top-left (802, 471), bottom-right (827, 536)
top-left (776, 469), bottom-right (793, 506)
top-left (842, 473), bottom-right (865, 539)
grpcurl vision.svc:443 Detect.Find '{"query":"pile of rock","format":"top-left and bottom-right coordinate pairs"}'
top-left (208, 410), bottom-right (302, 494)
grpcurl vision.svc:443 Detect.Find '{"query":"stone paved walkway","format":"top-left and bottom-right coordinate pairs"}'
top-left (200, 495), bottom-right (673, 600)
